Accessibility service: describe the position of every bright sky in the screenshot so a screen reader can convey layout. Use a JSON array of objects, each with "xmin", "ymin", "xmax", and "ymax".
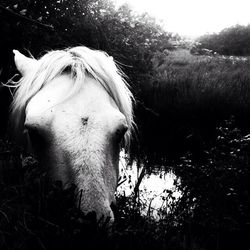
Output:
[{"xmin": 115, "ymin": 0, "xmax": 250, "ymax": 37}]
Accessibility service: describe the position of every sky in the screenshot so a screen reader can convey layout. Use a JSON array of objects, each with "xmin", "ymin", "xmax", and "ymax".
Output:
[{"xmin": 114, "ymin": 0, "xmax": 250, "ymax": 37}]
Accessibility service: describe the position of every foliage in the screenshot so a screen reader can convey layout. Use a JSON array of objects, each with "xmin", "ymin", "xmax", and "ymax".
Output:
[
  {"xmin": 0, "ymin": 0, "xmax": 176, "ymax": 160},
  {"xmin": 169, "ymin": 117, "xmax": 250, "ymax": 249},
  {"xmin": 134, "ymin": 49, "xmax": 250, "ymax": 164},
  {"xmin": 2, "ymin": 1, "xmax": 250, "ymax": 166},
  {"xmin": 0, "ymin": 118, "xmax": 250, "ymax": 249},
  {"xmin": 1, "ymin": 1, "xmax": 250, "ymax": 249},
  {"xmin": 0, "ymin": 0, "xmax": 175, "ymax": 81},
  {"xmin": 197, "ymin": 24, "xmax": 250, "ymax": 56},
  {"xmin": 0, "ymin": 139, "xmax": 181, "ymax": 250}
]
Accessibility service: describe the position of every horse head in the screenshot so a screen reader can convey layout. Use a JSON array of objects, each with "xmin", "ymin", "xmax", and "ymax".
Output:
[{"xmin": 11, "ymin": 47, "xmax": 134, "ymax": 224}]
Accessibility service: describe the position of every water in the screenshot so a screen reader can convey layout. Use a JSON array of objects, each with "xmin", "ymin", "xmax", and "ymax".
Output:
[{"xmin": 117, "ymin": 152, "xmax": 181, "ymax": 218}]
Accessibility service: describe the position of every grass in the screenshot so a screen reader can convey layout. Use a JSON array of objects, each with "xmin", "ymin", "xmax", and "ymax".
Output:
[
  {"xmin": 0, "ymin": 140, "xmax": 178, "ymax": 250},
  {"xmin": 1, "ymin": 49, "xmax": 250, "ymax": 250},
  {"xmin": 0, "ymin": 120, "xmax": 250, "ymax": 250},
  {"xmin": 151, "ymin": 49, "xmax": 250, "ymax": 110},
  {"xmin": 134, "ymin": 49, "xmax": 250, "ymax": 162}
]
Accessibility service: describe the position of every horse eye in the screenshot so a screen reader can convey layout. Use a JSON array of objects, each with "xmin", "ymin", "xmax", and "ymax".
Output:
[
  {"xmin": 81, "ymin": 117, "xmax": 88, "ymax": 126},
  {"xmin": 24, "ymin": 125, "xmax": 42, "ymax": 140},
  {"xmin": 24, "ymin": 124, "xmax": 48, "ymax": 151}
]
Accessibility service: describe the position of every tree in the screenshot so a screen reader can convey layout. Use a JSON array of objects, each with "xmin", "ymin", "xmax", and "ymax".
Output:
[{"xmin": 197, "ymin": 24, "xmax": 250, "ymax": 56}]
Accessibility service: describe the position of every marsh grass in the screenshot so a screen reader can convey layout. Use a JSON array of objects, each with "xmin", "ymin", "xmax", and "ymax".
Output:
[
  {"xmin": 136, "ymin": 49, "xmax": 250, "ymax": 162},
  {"xmin": 1, "ymin": 49, "xmax": 250, "ymax": 250},
  {"xmin": 0, "ymin": 140, "xmax": 176, "ymax": 250},
  {"xmin": 0, "ymin": 120, "xmax": 250, "ymax": 250},
  {"xmin": 151, "ymin": 50, "xmax": 250, "ymax": 111}
]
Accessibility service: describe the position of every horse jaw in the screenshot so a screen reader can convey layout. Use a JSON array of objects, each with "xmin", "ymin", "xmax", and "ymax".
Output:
[{"xmin": 13, "ymin": 50, "xmax": 38, "ymax": 75}]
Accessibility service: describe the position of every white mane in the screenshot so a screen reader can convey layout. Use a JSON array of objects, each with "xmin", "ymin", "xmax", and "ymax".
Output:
[{"xmin": 11, "ymin": 46, "xmax": 134, "ymax": 146}]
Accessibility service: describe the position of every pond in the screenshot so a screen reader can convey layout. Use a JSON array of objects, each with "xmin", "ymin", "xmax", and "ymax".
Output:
[{"xmin": 117, "ymin": 151, "xmax": 181, "ymax": 219}]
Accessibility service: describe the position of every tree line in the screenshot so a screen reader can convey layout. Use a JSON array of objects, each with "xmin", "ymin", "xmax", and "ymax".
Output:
[{"xmin": 197, "ymin": 24, "xmax": 250, "ymax": 56}]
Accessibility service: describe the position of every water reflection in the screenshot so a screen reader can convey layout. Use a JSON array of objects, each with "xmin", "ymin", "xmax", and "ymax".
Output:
[{"xmin": 117, "ymin": 152, "xmax": 181, "ymax": 219}]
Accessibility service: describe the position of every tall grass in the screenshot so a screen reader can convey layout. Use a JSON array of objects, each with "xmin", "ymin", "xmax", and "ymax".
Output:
[
  {"xmin": 134, "ymin": 49, "xmax": 250, "ymax": 162},
  {"xmin": 0, "ymin": 119, "xmax": 249, "ymax": 250},
  {"xmin": 1, "ymin": 49, "xmax": 250, "ymax": 250},
  {"xmin": 150, "ymin": 49, "xmax": 250, "ymax": 111}
]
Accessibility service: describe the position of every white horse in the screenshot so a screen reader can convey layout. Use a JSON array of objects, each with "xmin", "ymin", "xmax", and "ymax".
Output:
[{"xmin": 11, "ymin": 46, "xmax": 134, "ymax": 223}]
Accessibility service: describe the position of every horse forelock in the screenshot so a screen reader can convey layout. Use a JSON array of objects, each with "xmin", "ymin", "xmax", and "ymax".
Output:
[{"xmin": 11, "ymin": 46, "xmax": 134, "ymax": 147}]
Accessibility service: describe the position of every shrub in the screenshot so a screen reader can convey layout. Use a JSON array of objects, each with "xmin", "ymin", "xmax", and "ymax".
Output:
[{"xmin": 171, "ymin": 117, "xmax": 250, "ymax": 250}]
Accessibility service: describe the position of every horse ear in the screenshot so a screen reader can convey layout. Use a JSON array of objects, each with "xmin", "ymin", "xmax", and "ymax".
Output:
[{"xmin": 13, "ymin": 50, "xmax": 38, "ymax": 75}]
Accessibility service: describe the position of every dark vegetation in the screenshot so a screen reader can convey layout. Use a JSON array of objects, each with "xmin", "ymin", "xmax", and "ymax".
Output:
[
  {"xmin": 197, "ymin": 25, "xmax": 250, "ymax": 56},
  {"xmin": 0, "ymin": 0, "xmax": 250, "ymax": 249},
  {"xmin": 0, "ymin": 118, "xmax": 250, "ymax": 250}
]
